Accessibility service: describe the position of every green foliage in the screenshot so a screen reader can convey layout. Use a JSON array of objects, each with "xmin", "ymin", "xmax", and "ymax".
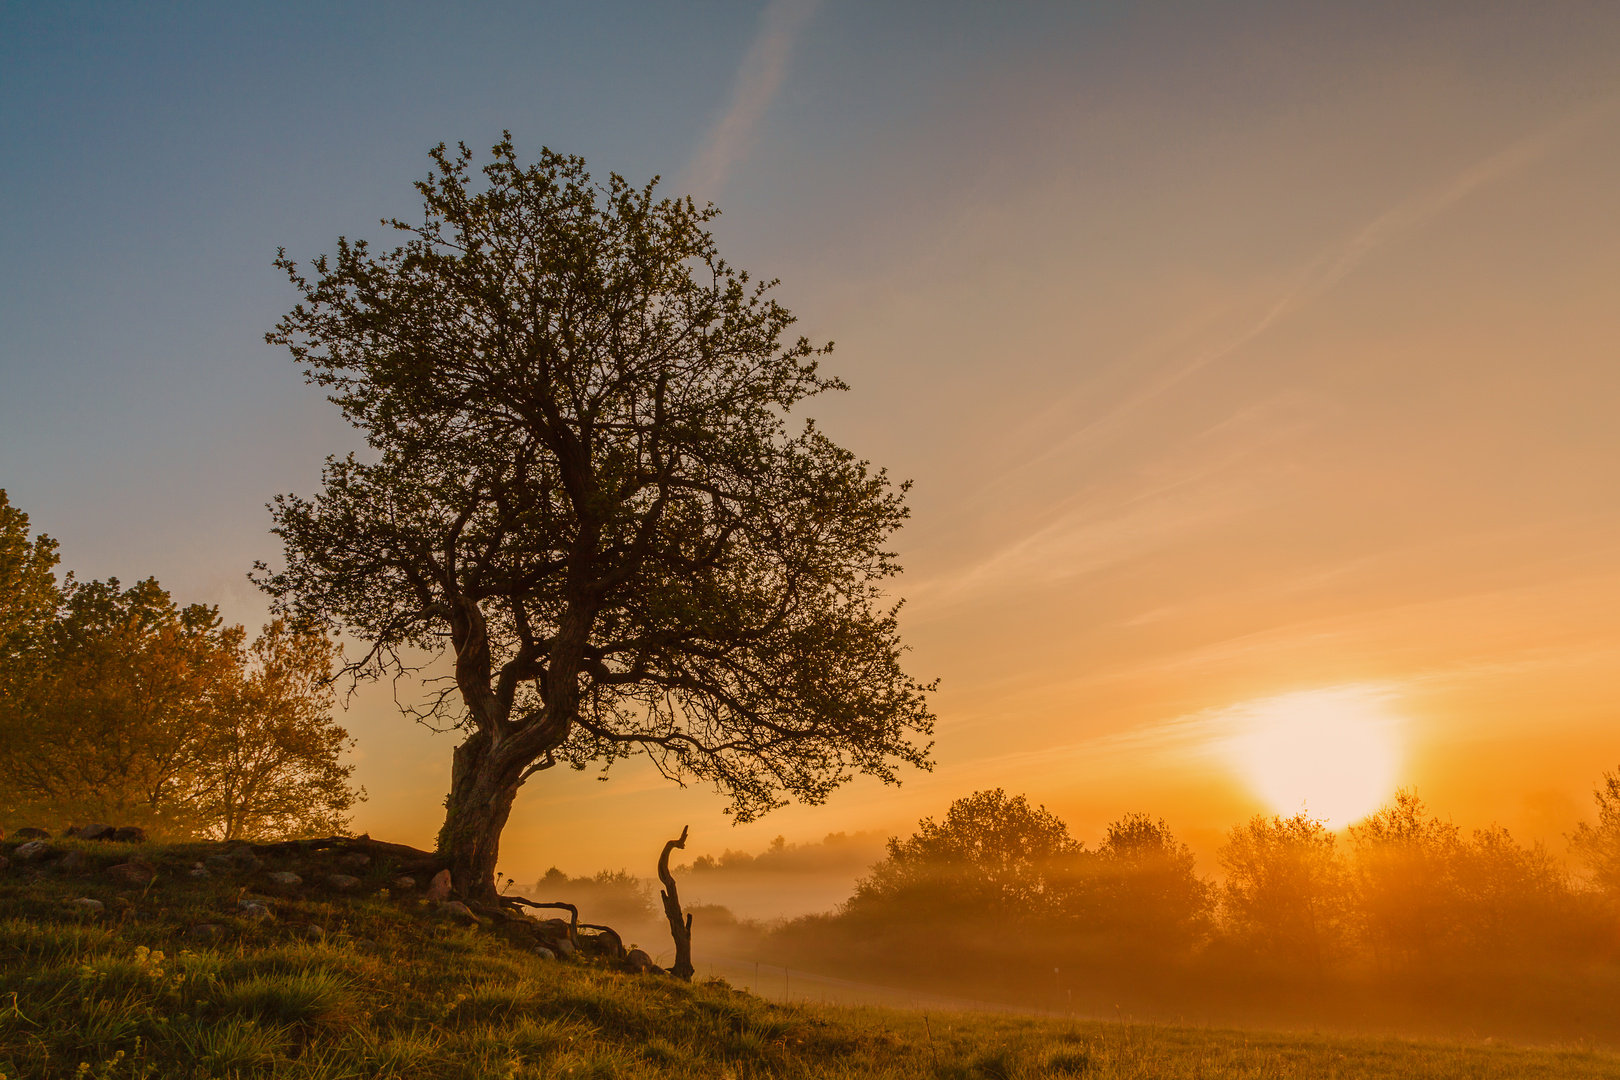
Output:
[{"xmin": 260, "ymin": 136, "xmax": 935, "ymax": 893}]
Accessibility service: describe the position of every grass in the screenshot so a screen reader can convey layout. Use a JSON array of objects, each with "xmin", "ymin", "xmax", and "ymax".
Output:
[{"xmin": 4, "ymin": 838, "xmax": 1619, "ymax": 1078}]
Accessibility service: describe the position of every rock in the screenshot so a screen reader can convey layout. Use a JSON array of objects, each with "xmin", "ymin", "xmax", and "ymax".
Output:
[
  {"xmin": 534, "ymin": 945, "xmax": 556, "ymax": 960},
  {"xmin": 437, "ymin": 900, "xmax": 481, "ymax": 925},
  {"xmin": 228, "ymin": 847, "xmax": 262, "ymax": 872},
  {"xmin": 325, "ymin": 874, "xmax": 361, "ymax": 890},
  {"xmin": 266, "ymin": 871, "xmax": 303, "ymax": 887},
  {"xmin": 106, "ymin": 862, "xmax": 155, "ymax": 887},
  {"xmin": 187, "ymin": 923, "xmax": 227, "ymax": 942},
  {"xmin": 68, "ymin": 897, "xmax": 105, "ymax": 914},
  {"xmin": 425, "ymin": 869, "xmax": 452, "ymax": 901},
  {"xmin": 392, "ymin": 875, "xmax": 417, "ymax": 890},
  {"xmin": 301, "ymin": 924, "xmax": 324, "ymax": 940},
  {"xmin": 59, "ymin": 850, "xmax": 90, "ymax": 872},
  {"xmin": 73, "ymin": 823, "xmax": 114, "ymax": 841},
  {"xmin": 553, "ymin": 937, "xmax": 577, "ymax": 958},
  {"xmin": 336, "ymin": 852, "xmax": 371, "ymax": 869},
  {"xmin": 14, "ymin": 839, "xmax": 54, "ymax": 862},
  {"xmin": 237, "ymin": 901, "xmax": 273, "ymax": 921},
  {"xmin": 624, "ymin": 948, "xmax": 659, "ymax": 973},
  {"xmin": 189, "ymin": 864, "xmax": 210, "ymax": 879},
  {"xmin": 14, "ymin": 827, "xmax": 50, "ymax": 839},
  {"xmin": 110, "ymin": 826, "xmax": 147, "ymax": 844},
  {"xmin": 204, "ymin": 854, "xmax": 236, "ymax": 872}
]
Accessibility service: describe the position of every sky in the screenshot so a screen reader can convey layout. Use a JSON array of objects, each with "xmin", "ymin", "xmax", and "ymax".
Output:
[{"xmin": 4, "ymin": 1, "xmax": 1620, "ymax": 911}]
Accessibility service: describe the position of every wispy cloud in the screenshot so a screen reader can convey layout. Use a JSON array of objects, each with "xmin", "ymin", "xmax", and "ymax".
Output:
[
  {"xmin": 1002, "ymin": 95, "xmax": 1620, "ymax": 484},
  {"xmin": 907, "ymin": 394, "xmax": 1313, "ymax": 612},
  {"xmin": 684, "ymin": 0, "xmax": 819, "ymax": 202}
]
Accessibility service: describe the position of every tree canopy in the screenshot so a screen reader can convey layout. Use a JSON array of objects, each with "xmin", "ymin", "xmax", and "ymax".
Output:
[
  {"xmin": 849, "ymin": 789, "xmax": 1080, "ymax": 919},
  {"xmin": 0, "ymin": 491, "xmax": 361, "ymax": 838},
  {"xmin": 259, "ymin": 137, "xmax": 935, "ymax": 897}
]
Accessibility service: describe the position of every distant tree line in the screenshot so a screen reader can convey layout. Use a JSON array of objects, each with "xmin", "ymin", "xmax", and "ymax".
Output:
[
  {"xmin": 764, "ymin": 782, "xmax": 1620, "ymax": 1012},
  {"xmin": 0, "ymin": 490, "xmax": 362, "ymax": 839}
]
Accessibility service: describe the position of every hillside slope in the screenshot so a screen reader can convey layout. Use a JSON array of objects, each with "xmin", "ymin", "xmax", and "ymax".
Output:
[{"xmin": 3, "ymin": 834, "xmax": 1617, "ymax": 1079}]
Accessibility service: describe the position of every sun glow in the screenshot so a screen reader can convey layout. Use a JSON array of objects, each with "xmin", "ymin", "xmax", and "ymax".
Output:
[{"xmin": 1220, "ymin": 687, "xmax": 1405, "ymax": 826}]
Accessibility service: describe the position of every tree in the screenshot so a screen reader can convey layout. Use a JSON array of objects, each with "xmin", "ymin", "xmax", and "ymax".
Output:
[
  {"xmin": 1218, "ymin": 811, "xmax": 1349, "ymax": 974},
  {"xmin": 848, "ymin": 789, "xmax": 1081, "ymax": 919},
  {"xmin": 1572, "ymin": 768, "xmax": 1620, "ymax": 906},
  {"xmin": 187, "ymin": 619, "xmax": 362, "ymax": 840},
  {"xmin": 1347, "ymin": 790, "xmax": 1463, "ymax": 966},
  {"xmin": 0, "ymin": 490, "xmax": 64, "ymax": 733},
  {"xmin": 1082, "ymin": 812, "xmax": 1212, "ymax": 951},
  {"xmin": 0, "ymin": 576, "xmax": 239, "ymax": 830},
  {"xmin": 0, "ymin": 517, "xmax": 361, "ymax": 837},
  {"xmin": 1452, "ymin": 824, "xmax": 1574, "ymax": 962},
  {"xmin": 259, "ymin": 137, "xmax": 935, "ymax": 899}
]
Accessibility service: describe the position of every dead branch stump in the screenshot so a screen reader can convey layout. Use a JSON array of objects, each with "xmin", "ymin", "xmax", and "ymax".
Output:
[{"xmin": 658, "ymin": 825, "xmax": 695, "ymax": 980}]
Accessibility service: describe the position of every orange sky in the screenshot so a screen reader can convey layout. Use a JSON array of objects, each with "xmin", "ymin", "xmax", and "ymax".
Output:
[{"xmin": 5, "ymin": 3, "xmax": 1619, "ymax": 901}]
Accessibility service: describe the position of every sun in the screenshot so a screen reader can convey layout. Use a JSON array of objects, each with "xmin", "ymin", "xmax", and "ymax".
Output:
[{"xmin": 1220, "ymin": 687, "xmax": 1404, "ymax": 825}]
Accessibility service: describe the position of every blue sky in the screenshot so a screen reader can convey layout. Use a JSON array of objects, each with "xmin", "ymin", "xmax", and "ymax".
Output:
[{"xmin": 5, "ymin": 2, "xmax": 1620, "ymax": 894}]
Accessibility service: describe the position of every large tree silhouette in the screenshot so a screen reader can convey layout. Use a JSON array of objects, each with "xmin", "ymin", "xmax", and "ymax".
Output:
[{"xmin": 259, "ymin": 137, "xmax": 935, "ymax": 899}]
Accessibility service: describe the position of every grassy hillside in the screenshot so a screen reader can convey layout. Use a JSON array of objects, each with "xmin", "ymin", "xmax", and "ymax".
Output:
[{"xmin": 3, "ymin": 836, "xmax": 1618, "ymax": 1079}]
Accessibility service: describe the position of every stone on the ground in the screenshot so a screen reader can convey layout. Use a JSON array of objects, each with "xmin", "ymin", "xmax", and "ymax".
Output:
[
  {"xmin": 238, "ymin": 901, "xmax": 273, "ymax": 921},
  {"xmin": 553, "ymin": 938, "xmax": 577, "ymax": 957},
  {"xmin": 393, "ymin": 875, "xmax": 416, "ymax": 890},
  {"xmin": 624, "ymin": 948, "xmax": 658, "ymax": 973},
  {"xmin": 14, "ymin": 839, "xmax": 53, "ymax": 862},
  {"xmin": 326, "ymin": 873, "xmax": 361, "ymax": 890},
  {"xmin": 14, "ymin": 827, "xmax": 50, "ymax": 839},
  {"xmin": 204, "ymin": 853, "xmax": 235, "ymax": 872},
  {"xmin": 58, "ymin": 850, "xmax": 90, "ymax": 872},
  {"xmin": 336, "ymin": 852, "xmax": 371, "ymax": 869},
  {"xmin": 188, "ymin": 866, "xmax": 210, "ymax": 879},
  {"xmin": 110, "ymin": 826, "xmax": 147, "ymax": 843},
  {"xmin": 438, "ymin": 900, "xmax": 480, "ymax": 924},
  {"xmin": 426, "ymin": 869, "xmax": 452, "ymax": 901},
  {"xmin": 73, "ymin": 823, "xmax": 113, "ymax": 841},
  {"xmin": 534, "ymin": 945, "xmax": 556, "ymax": 960},
  {"xmin": 266, "ymin": 871, "xmax": 303, "ymax": 887},
  {"xmin": 106, "ymin": 862, "xmax": 155, "ymax": 887},
  {"xmin": 302, "ymin": 924, "xmax": 324, "ymax": 940},
  {"xmin": 188, "ymin": 923, "xmax": 227, "ymax": 942},
  {"xmin": 228, "ymin": 847, "xmax": 262, "ymax": 872},
  {"xmin": 68, "ymin": 897, "xmax": 105, "ymax": 914}
]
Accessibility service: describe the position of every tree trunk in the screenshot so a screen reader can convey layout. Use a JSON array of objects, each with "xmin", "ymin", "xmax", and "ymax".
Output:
[
  {"xmin": 437, "ymin": 594, "xmax": 594, "ymax": 901},
  {"xmin": 437, "ymin": 730, "xmax": 524, "ymax": 902},
  {"xmin": 658, "ymin": 824, "xmax": 695, "ymax": 980}
]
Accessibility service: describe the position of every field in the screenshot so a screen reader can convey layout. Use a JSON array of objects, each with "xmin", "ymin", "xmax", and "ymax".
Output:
[{"xmin": 3, "ymin": 837, "xmax": 1617, "ymax": 1079}]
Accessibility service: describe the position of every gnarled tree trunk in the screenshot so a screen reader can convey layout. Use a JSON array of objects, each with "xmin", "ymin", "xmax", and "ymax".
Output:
[
  {"xmin": 437, "ymin": 731, "xmax": 528, "ymax": 901},
  {"xmin": 658, "ymin": 825, "xmax": 695, "ymax": 980}
]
